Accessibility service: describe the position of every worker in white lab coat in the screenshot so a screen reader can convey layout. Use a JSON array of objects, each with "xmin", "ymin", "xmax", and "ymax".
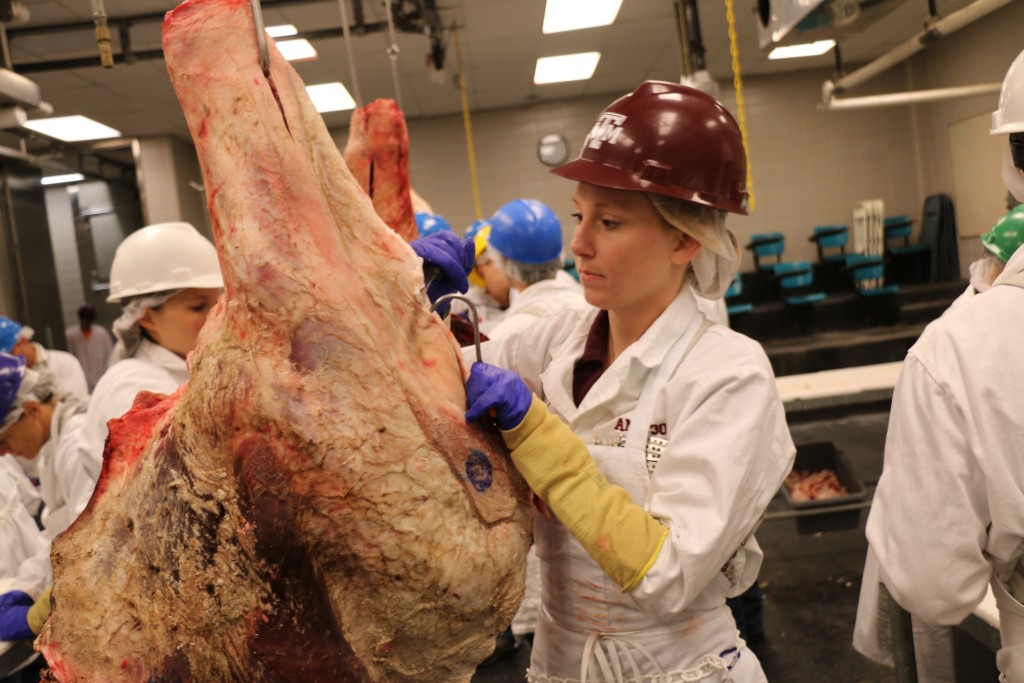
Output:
[
  {"xmin": 946, "ymin": 204, "xmax": 1024, "ymax": 312},
  {"xmin": 0, "ymin": 354, "xmax": 60, "ymax": 645},
  {"xmin": 482, "ymin": 198, "xmax": 587, "ymax": 342},
  {"xmin": 421, "ymin": 82, "xmax": 795, "ymax": 682},
  {"xmin": 866, "ymin": 47, "xmax": 1024, "ymax": 682},
  {"xmin": 0, "ymin": 318, "xmax": 88, "ymax": 402},
  {"xmin": 65, "ymin": 304, "xmax": 114, "ymax": 391},
  {"xmin": 73, "ymin": 222, "xmax": 223, "ymax": 518}
]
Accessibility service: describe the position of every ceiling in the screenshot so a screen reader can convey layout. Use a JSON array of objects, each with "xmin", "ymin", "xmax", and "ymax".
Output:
[{"xmin": 1, "ymin": 0, "xmax": 981, "ymax": 153}]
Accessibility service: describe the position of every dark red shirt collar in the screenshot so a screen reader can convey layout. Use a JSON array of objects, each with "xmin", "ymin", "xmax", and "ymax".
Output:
[{"xmin": 572, "ymin": 310, "xmax": 610, "ymax": 406}]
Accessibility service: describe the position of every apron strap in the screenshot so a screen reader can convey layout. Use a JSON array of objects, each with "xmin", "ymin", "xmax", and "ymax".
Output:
[{"xmin": 624, "ymin": 313, "xmax": 711, "ymax": 452}]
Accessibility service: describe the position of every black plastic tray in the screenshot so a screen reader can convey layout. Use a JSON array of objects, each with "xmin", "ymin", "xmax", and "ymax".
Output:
[{"xmin": 782, "ymin": 441, "xmax": 865, "ymax": 534}]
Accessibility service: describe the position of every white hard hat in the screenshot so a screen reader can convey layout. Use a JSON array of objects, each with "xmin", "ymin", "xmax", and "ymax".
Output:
[
  {"xmin": 991, "ymin": 49, "xmax": 1024, "ymax": 135},
  {"xmin": 107, "ymin": 222, "xmax": 224, "ymax": 303}
]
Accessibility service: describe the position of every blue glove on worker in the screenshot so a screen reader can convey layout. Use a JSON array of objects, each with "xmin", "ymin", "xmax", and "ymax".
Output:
[
  {"xmin": 0, "ymin": 590, "xmax": 35, "ymax": 642},
  {"xmin": 465, "ymin": 362, "xmax": 533, "ymax": 430},
  {"xmin": 410, "ymin": 232, "xmax": 475, "ymax": 318}
]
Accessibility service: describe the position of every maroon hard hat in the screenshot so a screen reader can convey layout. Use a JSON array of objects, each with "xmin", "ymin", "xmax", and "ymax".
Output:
[{"xmin": 552, "ymin": 81, "xmax": 749, "ymax": 215}]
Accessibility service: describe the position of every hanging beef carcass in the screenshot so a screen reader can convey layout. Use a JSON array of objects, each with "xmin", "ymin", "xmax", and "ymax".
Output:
[
  {"xmin": 344, "ymin": 99, "xmax": 419, "ymax": 241},
  {"xmin": 36, "ymin": 0, "xmax": 531, "ymax": 680}
]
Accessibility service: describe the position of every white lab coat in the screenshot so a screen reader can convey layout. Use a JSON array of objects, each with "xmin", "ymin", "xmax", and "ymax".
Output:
[
  {"xmin": 0, "ymin": 456, "xmax": 40, "ymax": 518},
  {"xmin": 72, "ymin": 339, "xmax": 188, "ymax": 518},
  {"xmin": 65, "ymin": 324, "xmax": 113, "ymax": 391},
  {"xmin": 34, "ymin": 346, "xmax": 89, "ymax": 402},
  {"xmin": 0, "ymin": 462, "xmax": 50, "ymax": 596},
  {"xmin": 454, "ymin": 286, "xmax": 506, "ymax": 336},
  {"xmin": 694, "ymin": 292, "xmax": 730, "ymax": 327},
  {"xmin": 867, "ymin": 245, "xmax": 1024, "ymax": 678},
  {"xmin": 472, "ymin": 286, "xmax": 794, "ymax": 681},
  {"xmin": 486, "ymin": 271, "xmax": 587, "ymax": 342},
  {"xmin": 36, "ymin": 396, "xmax": 89, "ymax": 539}
]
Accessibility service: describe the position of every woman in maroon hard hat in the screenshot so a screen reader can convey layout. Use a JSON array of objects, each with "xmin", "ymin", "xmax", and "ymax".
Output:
[{"xmin": 461, "ymin": 82, "xmax": 796, "ymax": 681}]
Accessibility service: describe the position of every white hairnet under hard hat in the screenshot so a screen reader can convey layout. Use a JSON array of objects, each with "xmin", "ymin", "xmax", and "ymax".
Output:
[
  {"xmin": 647, "ymin": 193, "xmax": 740, "ymax": 298},
  {"xmin": 109, "ymin": 290, "xmax": 182, "ymax": 363},
  {"xmin": 0, "ymin": 365, "xmax": 57, "ymax": 432}
]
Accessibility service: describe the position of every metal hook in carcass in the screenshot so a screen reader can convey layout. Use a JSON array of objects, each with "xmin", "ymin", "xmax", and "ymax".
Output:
[
  {"xmin": 430, "ymin": 293, "xmax": 483, "ymax": 364},
  {"xmin": 249, "ymin": 0, "xmax": 270, "ymax": 76}
]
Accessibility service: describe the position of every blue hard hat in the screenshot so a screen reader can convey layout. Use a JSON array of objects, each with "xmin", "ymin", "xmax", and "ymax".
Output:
[
  {"xmin": 415, "ymin": 212, "xmax": 454, "ymax": 238},
  {"xmin": 0, "ymin": 317, "xmax": 21, "ymax": 354},
  {"xmin": 488, "ymin": 199, "xmax": 562, "ymax": 265},
  {"xmin": 465, "ymin": 218, "xmax": 491, "ymax": 242},
  {"xmin": 0, "ymin": 353, "xmax": 25, "ymax": 425}
]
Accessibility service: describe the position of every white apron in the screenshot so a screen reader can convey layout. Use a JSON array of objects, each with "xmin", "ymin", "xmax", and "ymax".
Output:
[
  {"xmin": 528, "ymin": 313, "xmax": 765, "ymax": 683},
  {"xmin": 992, "ymin": 270, "xmax": 1024, "ymax": 682}
]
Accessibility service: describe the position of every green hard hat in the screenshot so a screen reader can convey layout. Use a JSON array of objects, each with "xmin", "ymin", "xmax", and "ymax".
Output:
[{"xmin": 981, "ymin": 205, "xmax": 1024, "ymax": 263}]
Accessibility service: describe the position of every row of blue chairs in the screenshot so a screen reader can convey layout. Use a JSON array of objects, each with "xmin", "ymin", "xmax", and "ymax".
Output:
[
  {"xmin": 725, "ymin": 253, "xmax": 897, "ymax": 318},
  {"xmin": 745, "ymin": 216, "xmax": 924, "ymax": 273}
]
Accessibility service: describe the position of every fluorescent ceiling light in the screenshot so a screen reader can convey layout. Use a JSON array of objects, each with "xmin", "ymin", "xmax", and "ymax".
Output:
[
  {"xmin": 266, "ymin": 24, "xmax": 297, "ymax": 38},
  {"xmin": 543, "ymin": 0, "xmax": 623, "ymax": 33},
  {"xmin": 306, "ymin": 83, "xmax": 356, "ymax": 113},
  {"xmin": 534, "ymin": 52, "xmax": 601, "ymax": 85},
  {"xmin": 41, "ymin": 173, "xmax": 85, "ymax": 186},
  {"xmin": 277, "ymin": 39, "xmax": 317, "ymax": 61},
  {"xmin": 23, "ymin": 115, "xmax": 120, "ymax": 142},
  {"xmin": 768, "ymin": 40, "xmax": 836, "ymax": 60}
]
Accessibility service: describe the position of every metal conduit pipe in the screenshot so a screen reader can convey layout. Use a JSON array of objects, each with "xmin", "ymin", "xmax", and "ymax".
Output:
[
  {"xmin": 336, "ymin": 0, "xmax": 363, "ymax": 106},
  {"xmin": 820, "ymin": 0, "xmax": 1014, "ymax": 110},
  {"xmin": 821, "ymin": 82, "xmax": 1002, "ymax": 111}
]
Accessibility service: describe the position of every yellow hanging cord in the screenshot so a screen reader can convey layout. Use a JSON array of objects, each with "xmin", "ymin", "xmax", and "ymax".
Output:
[
  {"xmin": 452, "ymin": 26, "xmax": 483, "ymax": 220},
  {"xmin": 724, "ymin": 0, "xmax": 755, "ymax": 212}
]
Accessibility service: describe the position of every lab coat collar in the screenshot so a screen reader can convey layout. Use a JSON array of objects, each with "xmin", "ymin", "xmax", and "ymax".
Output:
[
  {"xmin": 540, "ymin": 285, "xmax": 702, "ymax": 421},
  {"xmin": 134, "ymin": 338, "xmax": 189, "ymax": 375},
  {"xmin": 995, "ymin": 242, "xmax": 1024, "ymax": 285},
  {"xmin": 614, "ymin": 285, "xmax": 702, "ymax": 370}
]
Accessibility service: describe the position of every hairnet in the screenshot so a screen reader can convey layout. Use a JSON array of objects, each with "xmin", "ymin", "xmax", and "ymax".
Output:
[
  {"xmin": 0, "ymin": 365, "xmax": 57, "ymax": 432},
  {"xmin": 647, "ymin": 193, "xmax": 740, "ymax": 298},
  {"xmin": 490, "ymin": 250, "xmax": 563, "ymax": 286},
  {"xmin": 17, "ymin": 326, "xmax": 34, "ymax": 342},
  {"xmin": 109, "ymin": 290, "xmax": 181, "ymax": 364},
  {"xmin": 1004, "ymin": 148, "xmax": 1024, "ymax": 203}
]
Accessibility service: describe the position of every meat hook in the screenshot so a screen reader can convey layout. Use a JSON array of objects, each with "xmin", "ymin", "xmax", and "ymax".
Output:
[
  {"xmin": 249, "ymin": 0, "xmax": 270, "ymax": 76},
  {"xmin": 430, "ymin": 294, "xmax": 483, "ymax": 364}
]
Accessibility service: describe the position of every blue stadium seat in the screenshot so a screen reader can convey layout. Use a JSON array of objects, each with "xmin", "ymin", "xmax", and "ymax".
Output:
[
  {"xmin": 774, "ymin": 261, "xmax": 826, "ymax": 306},
  {"xmin": 745, "ymin": 232, "xmax": 785, "ymax": 272}
]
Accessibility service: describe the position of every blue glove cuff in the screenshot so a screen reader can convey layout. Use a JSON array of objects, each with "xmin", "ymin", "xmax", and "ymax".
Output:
[{"xmin": 0, "ymin": 605, "xmax": 32, "ymax": 642}]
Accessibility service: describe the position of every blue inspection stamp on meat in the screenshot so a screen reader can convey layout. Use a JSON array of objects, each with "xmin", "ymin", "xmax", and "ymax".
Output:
[{"xmin": 465, "ymin": 450, "xmax": 493, "ymax": 492}]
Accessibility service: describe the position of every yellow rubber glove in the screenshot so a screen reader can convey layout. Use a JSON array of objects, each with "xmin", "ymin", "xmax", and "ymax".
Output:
[
  {"xmin": 27, "ymin": 587, "xmax": 50, "ymax": 635},
  {"xmin": 501, "ymin": 399, "xmax": 669, "ymax": 592}
]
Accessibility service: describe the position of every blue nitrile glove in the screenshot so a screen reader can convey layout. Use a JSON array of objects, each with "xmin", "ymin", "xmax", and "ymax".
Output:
[
  {"xmin": 465, "ymin": 362, "xmax": 533, "ymax": 430},
  {"xmin": 410, "ymin": 232, "xmax": 475, "ymax": 317},
  {"xmin": 0, "ymin": 590, "xmax": 34, "ymax": 642}
]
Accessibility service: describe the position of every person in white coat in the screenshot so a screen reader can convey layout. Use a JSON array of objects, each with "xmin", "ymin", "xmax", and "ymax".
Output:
[
  {"xmin": 0, "ymin": 319, "xmax": 89, "ymax": 402},
  {"xmin": 436, "ymin": 82, "xmax": 795, "ymax": 682},
  {"xmin": 482, "ymin": 198, "xmax": 587, "ymax": 342},
  {"xmin": 0, "ymin": 354, "xmax": 61, "ymax": 647},
  {"xmin": 866, "ymin": 46, "xmax": 1024, "ymax": 682},
  {"xmin": 65, "ymin": 304, "xmax": 113, "ymax": 391},
  {"xmin": 73, "ymin": 222, "xmax": 223, "ymax": 518}
]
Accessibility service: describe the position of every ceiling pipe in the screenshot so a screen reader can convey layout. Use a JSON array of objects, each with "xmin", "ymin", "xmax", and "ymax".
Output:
[
  {"xmin": 821, "ymin": 0, "xmax": 1014, "ymax": 110},
  {"xmin": 820, "ymin": 82, "xmax": 1001, "ymax": 110}
]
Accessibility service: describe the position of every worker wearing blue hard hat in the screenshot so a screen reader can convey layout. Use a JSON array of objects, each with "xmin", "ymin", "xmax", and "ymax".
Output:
[
  {"xmin": 479, "ymin": 199, "xmax": 586, "ymax": 341},
  {"xmin": 415, "ymin": 212, "xmax": 454, "ymax": 239}
]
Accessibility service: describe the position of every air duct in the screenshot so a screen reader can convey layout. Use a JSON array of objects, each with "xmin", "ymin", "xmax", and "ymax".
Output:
[{"xmin": 756, "ymin": 0, "xmax": 910, "ymax": 50}]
